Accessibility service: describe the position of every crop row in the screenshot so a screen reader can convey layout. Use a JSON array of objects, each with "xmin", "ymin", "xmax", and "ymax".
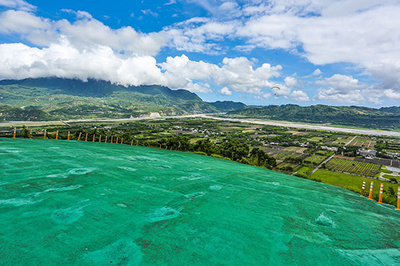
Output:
[{"xmin": 326, "ymin": 158, "xmax": 381, "ymax": 177}]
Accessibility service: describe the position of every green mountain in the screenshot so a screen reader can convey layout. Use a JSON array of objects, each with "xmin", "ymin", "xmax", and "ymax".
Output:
[
  {"xmin": 208, "ymin": 101, "xmax": 247, "ymax": 112},
  {"xmin": 227, "ymin": 104, "xmax": 400, "ymax": 129},
  {"xmin": 379, "ymin": 106, "xmax": 400, "ymax": 114},
  {"xmin": 0, "ymin": 78, "xmax": 244, "ymax": 121}
]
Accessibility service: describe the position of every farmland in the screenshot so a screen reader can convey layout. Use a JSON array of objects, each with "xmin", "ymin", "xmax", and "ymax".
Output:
[
  {"xmin": 349, "ymin": 137, "xmax": 376, "ymax": 148},
  {"xmin": 325, "ymin": 157, "xmax": 381, "ymax": 177},
  {"xmin": 354, "ymin": 157, "xmax": 400, "ymax": 167}
]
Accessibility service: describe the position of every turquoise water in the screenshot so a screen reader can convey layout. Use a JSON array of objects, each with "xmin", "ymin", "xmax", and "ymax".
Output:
[{"xmin": 0, "ymin": 138, "xmax": 400, "ymax": 265}]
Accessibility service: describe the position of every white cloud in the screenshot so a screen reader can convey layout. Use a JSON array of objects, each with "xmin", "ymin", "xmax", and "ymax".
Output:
[
  {"xmin": 183, "ymin": 82, "xmax": 213, "ymax": 93},
  {"xmin": 2, "ymin": 1, "xmax": 399, "ymax": 103},
  {"xmin": 165, "ymin": 0, "xmax": 177, "ymax": 6},
  {"xmin": 284, "ymin": 76, "xmax": 298, "ymax": 87},
  {"xmin": 0, "ymin": 10, "xmax": 167, "ymax": 56},
  {"xmin": 0, "ymin": 0, "xmax": 35, "ymax": 11},
  {"xmin": 0, "ymin": 10, "xmax": 56, "ymax": 46},
  {"xmin": 0, "ymin": 42, "xmax": 165, "ymax": 85},
  {"xmin": 315, "ymin": 74, "xmax": 367, "ymax": 91},
  {"xmin": 315, "ymin": 74, "xmax": 367, "ymax": 103},
  {"xmin": 312, "ymin": 69, "xmax": 322, "ymax": 76},
  {"xmin": 315, "ymin": 88, "xmax": 365, "ymax": 104},
  {"xmin": 141, "ymin": 9, "xmax": 158, "ymax": 17},
  {"xmin": 160, "ymin": 55, "xmax": 282, "ymax": 94},
  {"xmin": 165, "ymin": 1, "xmax": 400, "ymax": 98},
  {"xmin": 382, "ymin": 89, "xmax": 400, "ymax": 99},
  {"xmin": 220, "ymin": 87, "xmax": 232, "ymax": 96},
  {"xmin": 290, "ymin": 90, "xmax": 309, "ymax": 101},
  {"xmin": 166, "ymin": 19, "xmax": 238, "ymax": 54},
  {"xmin": 253, "ymin": 93, "xmax": 272, "ymax": 100},
  {"xmin": 0, "ymin": 41, "xmax": 282, "ymax": 96}
]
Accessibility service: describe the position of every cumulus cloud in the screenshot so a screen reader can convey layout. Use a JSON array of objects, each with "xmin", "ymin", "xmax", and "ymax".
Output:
[
  {"xmin": 2, "ymin": 0, "xmax": 399, "ymax": 104},
  {"xmin": 166, "ymin": 1, "xmax": 400, "ymax": 99},
  {"xmin": 315, "ymin": 74, "xmax": 367, "ymax": 103},
  {"xmin": 220, "ymin": 87, "xmax": 232, "ymax": 96},
  {"xmin": 0, "ymin": 41, "xmax": 165, "ymax": 85},
  {"xmin": 160, "ymin": 55, "xmax": 282, "ymax": 94},
  {"xmin": 284, "ymin": 76, "xmax": 298, "ymax": 88},
  {"xmin": 166, "ymin": 18, "xmax": 239, "ymax": 54},
  {"xmin": 315, "ymin": 74, "xmax": 367, "ymax": 91},
  {"xmin": 0, "ymin": 10, "xmax": 167, "ymax": 56},
  {"xmin": 253, "ymin": 93, "xmax": 271, "ymax": 100},
  {"xmin": 0, "ymin": 41, "xmax": 283, "ymax": 95},
  {"xmin": 290, "ymin": 90, "xmax": 309, "ymax": 101},
  {"xmin": 312, "ymin": 69, "xmax": 322, "ymax": 76},
  {"xmin": 0, "ymin": 10, "xmax": 56, "ymax": 46},
  {"xmin": 0, "ymin": 9, "xmax": 285, "ymax": 96},
  {"xmin": 0, "ymin": 0, "xmax": 35, "ymax": 11}
]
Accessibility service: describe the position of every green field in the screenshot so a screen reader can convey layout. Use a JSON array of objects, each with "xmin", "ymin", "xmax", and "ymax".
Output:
[
  {"xmin": 296, "ymin": 166, "xmax": 313, "ymax": 176},
  {"xmin": 307, "ymin": 137, "xmax": 323, "ymax": 142},
  {"xmin": 273, "ymin": 150, "xmax": 301, "ymax": 160},
  {"xmin": 326, "ymin": 158, "xmax": 381, "ymax": 177},
  {"xmin": 304, "ymin": 154, "xmax": 327, "ymax": 165},
  {"xmin": 311, "ymin": 170, "xmax": 398, "ymax": 205}
]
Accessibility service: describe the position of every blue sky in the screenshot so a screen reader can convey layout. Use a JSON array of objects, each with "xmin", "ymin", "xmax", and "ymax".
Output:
[{"xmin": 0, "ymin": 0, "xmax": 399, "ymax": 107}]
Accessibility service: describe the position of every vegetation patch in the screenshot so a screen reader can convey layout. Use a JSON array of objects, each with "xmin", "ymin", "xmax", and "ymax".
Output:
[
  {"xmin": 325, "ymin": 158, "xmax": 381, "ymax": 177},
  {"xmin": 311, "ymin": 170, "xmax": 398, "ymax": 205}
]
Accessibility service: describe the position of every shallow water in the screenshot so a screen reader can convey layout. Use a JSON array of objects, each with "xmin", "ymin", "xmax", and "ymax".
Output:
[{"xmin": 1, "ymin": 138, "xmax": 400, "ymax": 265}]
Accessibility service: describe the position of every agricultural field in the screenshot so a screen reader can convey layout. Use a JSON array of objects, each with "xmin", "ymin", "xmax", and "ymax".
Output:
[
  {"xmin": 304, "ymin": 154, "xmax": 327, "ymax": 165},
  {"xmin": 261, "ymin": 146, "xmax": 285, "ymax": 156},
  {"xmin": 273, "ymin": 150, "xmax": 302, "ymax": 161},
  {"xmin": 349, "ymin": 137, "xmax": 376, "ymax": 148},
  {"xmin": 332, "ymin": 136, "xmax": 354, "ymax": 145},
  {"xmin": 276, "ymin": 162, "xmax": 302, "ymax": 172},
  {"xmin": 284, "ymin": 146, "xmax": 307, "ymax": 153},
  {"xmin": 325, "ymin": 158, "xmax": 381, "ymax": 177},
  {"xmin": 307, "ymin": 136, "xmax": 323, "ymax": 142},
  {"xmin": 285, "ymin": 130, "xmax": 308, "ymax": 136},
  {"xmin": 386, "ymin": 142, "xmax": 400, "ymax": 153},
  {"xmin": 296, "ymin": 166, "xmax": 313, "ymax": 176},
  {"xmin": 354, "ymin": 157, "xmax": 400, "ymax": 167},
  {"xmin": 271, "ymin": 146, "xmax": 308, "ymax": 162}
]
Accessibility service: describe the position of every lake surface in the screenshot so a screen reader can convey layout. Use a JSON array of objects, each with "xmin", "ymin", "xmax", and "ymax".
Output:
[{"xmin": 1, "ymin": 138, "xmax": 400, "ymax": 265}]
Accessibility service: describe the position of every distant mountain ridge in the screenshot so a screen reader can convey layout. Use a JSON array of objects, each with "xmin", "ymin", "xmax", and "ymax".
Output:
[
  {"xmin": 0, "ymin": 78, "xmax": 246, "ymax": 121},
  {"xmin": 227, "ymin": 104, "xmax": 400, "ymax": 129},
  {"xmin": 0, "ymin": 78, "xmax": 202, "ymax": 101},
  {"xmin": 208, "ymin": 101, "xmax": 247, "ymax": 112}
]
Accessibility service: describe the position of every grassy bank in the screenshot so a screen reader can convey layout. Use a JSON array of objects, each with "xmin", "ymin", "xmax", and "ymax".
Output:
[{"xmin": 309, "ymin": 169, "xmax": 399, "ymax": 206}]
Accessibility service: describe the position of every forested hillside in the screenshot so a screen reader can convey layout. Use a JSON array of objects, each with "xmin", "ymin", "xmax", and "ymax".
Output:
[
  {"xmin": 227, "ymin": 104, "xmax": 400, "ymax": 129},
  {"xmin": 0, "ymin": 78, "xmax": 245, "ymax": 121}
]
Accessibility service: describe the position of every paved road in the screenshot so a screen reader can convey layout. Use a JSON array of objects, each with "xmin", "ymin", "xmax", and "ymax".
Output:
[
  {"xmin": 1, "ymin": 114, "xmax": 400, "ymax": 138},
  {"xmin": 309, "ymin": 154, "xmax": 336, "ymax": 176},
  {"xmin": 344, "ymin": 136, "xmax": 358, "ymax": 147}
]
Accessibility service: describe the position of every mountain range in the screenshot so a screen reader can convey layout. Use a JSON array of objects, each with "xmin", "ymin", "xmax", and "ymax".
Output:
[
  {"xmin": 1, "ymin": 78, "xmax": 400, "ymax": 130},
  {"xmin": 0, "ymin": 78, "xmax": 246, "ymax": 121},
  {"xmin": 227, "ymin": 104, "xmax": 400, "ymax": 129}
]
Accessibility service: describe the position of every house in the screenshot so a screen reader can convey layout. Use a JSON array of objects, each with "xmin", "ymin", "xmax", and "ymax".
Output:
[{"xmin": 358, "ymin": 149, "xmax": 377, "ymax": 158}]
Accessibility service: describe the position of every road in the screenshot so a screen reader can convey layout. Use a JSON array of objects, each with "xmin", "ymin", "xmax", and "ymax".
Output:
[
  {"xmin": 1, "ymin": 114, "xmax": 400, "ymax": 138},
  {"xmin": 344, "ymin": 135, "xmax": 357, "ymax": 147},
  {"xmin": 309, "ymin": 154, "xmax": 336, "ymax": 176}
]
